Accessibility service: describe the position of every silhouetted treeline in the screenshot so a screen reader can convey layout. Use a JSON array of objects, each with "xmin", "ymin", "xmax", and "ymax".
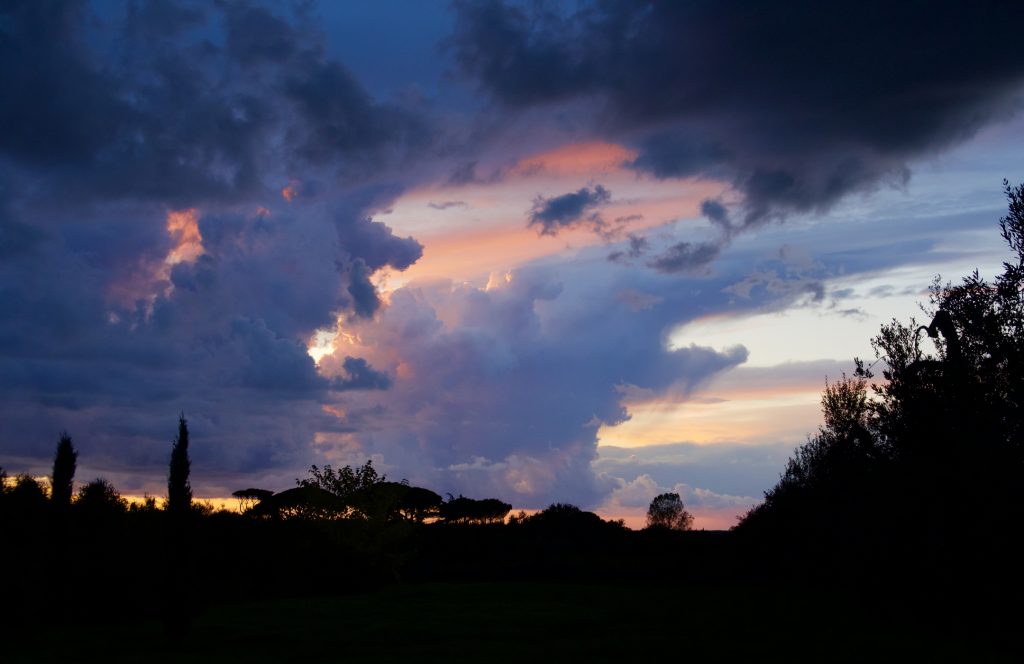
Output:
[
  {"xmin": 1, "ymin": 442, "xmax": 723, "ymax": 646},
  {"xmin": 736, "ymin": 181, "xmax": 1024, "ymax": 612}
]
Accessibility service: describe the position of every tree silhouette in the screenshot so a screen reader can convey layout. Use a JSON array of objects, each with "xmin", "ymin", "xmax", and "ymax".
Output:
[
  {"xmin": 167, "ymin": 413, "xmax": 192, "ymax": 516},
  {"xmin": 298, "ymin": 460, "xmax": 384, "ymax": 518},
  {"xmin": 75, "ymin": 478, "xmax": 127, "ymax": 518},
  {"xmin": 646, "ymin": 493, "xmax": 693, "ymax": 530},
  {"xmin": 50, "ymin": 432, "xmax": 77, "ymax": 509},
  {"xmin": 232, "ymin": 488, "xmax": 273, "ymax": 513},
  {"xmin": 399, "ymin": 486, "xmax": 443, "ymax": 522},
  {"xmin": 6, "ymin": 474, "xmax": 49, "ymax": 523},
  {"xmin": 439, "ymin": 495, "xmax": 512, "ymax": 524},
  {"xmin": 164, "ymin": 414, "xmax": 194, "ymax": 645}
]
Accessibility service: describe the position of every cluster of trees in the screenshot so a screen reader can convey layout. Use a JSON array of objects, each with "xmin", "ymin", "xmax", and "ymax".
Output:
[
  {"xmin": 233, "ymin": 462, "xmax": 514, "ymax": 525},
  {"xmin": 236, "ymin": 466, "xmax": 695, "ymax": 531},
  {"xmin": 6, "ymin": 419, "xmax": 694, "ymax": 533},
  {"xmin": 0, "ymin": 414, "xmax": 194, "ymax": 520},
  {"xmin": 738, "ymin": 181, "xmax": 1024, "ymax": 588}
]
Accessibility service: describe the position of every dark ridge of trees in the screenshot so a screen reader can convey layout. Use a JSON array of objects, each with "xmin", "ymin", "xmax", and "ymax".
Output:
[
  {"xmin": 167, "ymin": 413, "xmax": 192, "ymax": 517},
  {"xmin": 50, "ymin": 432, "xmax": 77, "ymax": 509}
]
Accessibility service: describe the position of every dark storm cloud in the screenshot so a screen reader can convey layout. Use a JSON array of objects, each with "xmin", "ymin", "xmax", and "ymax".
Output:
[
  {"xmin": 700, "ymin": 199, "xmax": 731, "ymax": 232},
  {"xmin": 451, "ymin": 0, "xmax": 1024, "ymax": 226},
  {"xmin": 335, "ymin": 217, "xmax": 423, "ymax": 272},
  {"xmin": 0, "ymin": 2, "xmax": 433, "ymax": 488},
  {"xmin": 224, "ymin": 2, "xmax": 300, "ymax": 66},
  {"xmin": 346, "ymin": 258, "xmax": 381, "ymax": 318},
  {"xmin": 331, "ymin": 357, "xmax": 392, "ymax": 391},
  {"xmin": 0, "ymin": 0, "xmax": 435, "ymax": 206},
  {"xmin": 528, "ymin": 184, "xmax": 611, "ymax": 236}
]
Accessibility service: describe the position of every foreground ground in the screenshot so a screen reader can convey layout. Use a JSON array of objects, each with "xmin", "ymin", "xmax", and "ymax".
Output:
[{"xmin": 7, "ymin": 582, "xmax": 1017, "ymax": 662}]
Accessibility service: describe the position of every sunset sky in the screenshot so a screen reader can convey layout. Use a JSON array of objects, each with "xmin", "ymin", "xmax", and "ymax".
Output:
[{"xmin": 2, "ymin": 0, "xmax": 1023, "ymax": 528}]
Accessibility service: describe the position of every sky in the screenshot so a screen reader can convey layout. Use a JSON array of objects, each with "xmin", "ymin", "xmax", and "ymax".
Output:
[{"xmin": 2, "ymin": 0, "xmax": 1023, "ymax": 529}]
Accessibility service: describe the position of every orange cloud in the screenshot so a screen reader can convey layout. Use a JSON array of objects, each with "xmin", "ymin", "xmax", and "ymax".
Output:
[
  {"xmin": 106, "ymin": 208, "xmax": 206, "ymax": 317},
  {"xmin": 165, "ymin": 208, "xmax": 204, "ymax": 265},
  {"xmin": 511, "ymin": 141, "xmax": 637, "ymax": 177}
]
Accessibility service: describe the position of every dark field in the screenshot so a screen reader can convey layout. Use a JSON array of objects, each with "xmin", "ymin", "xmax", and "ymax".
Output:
[{"xmin": 8, "ymin": 582, "xmax": 1015, "ymax": 662}]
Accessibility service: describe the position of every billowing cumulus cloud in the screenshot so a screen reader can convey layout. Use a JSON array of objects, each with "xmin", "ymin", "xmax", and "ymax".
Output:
[
  {"xmin": 451, "ymin": 0, "xmax": 1024, "ymax": 227},
  {"xmin": 313, "ymin": 252, "xmax": 791, "ymax": 507},
  {"xmin": 0, "ymin": 1, "xmax": 429, "ymax": 488}
]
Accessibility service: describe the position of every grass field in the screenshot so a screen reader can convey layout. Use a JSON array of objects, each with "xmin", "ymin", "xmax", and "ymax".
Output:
[{"xmin": 8, "ymin": 582, "xmax": 1015, "ymax": 662}]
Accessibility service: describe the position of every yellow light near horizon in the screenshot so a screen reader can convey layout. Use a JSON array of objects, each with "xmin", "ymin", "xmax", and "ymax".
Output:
[
  {"xmin": 120, "ymin": 494, "xmax": 241, "ymax": 512},
  {"xmin": 597, "ymin": 376, "xmax": 824, "ymax": 449}
]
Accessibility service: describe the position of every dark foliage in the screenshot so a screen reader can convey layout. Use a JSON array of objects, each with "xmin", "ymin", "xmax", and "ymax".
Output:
[
  {"xmin": 646, "ymin": 492, "xmax": 694, "ymax": 531},
  {"xmin": 50, "ymin": 433, "xmax": 77, "ymax": 509},
  {"xmin": 296, "ymin": 460, "xmax": 382, "ymax": 519},
  {"xmin": 74, "ymin": 478, "xmax": 127, "ymax": 519},
  {"xmin": 231, "ymin": 488, "xmax": 273, "ymax": 513},
  {"xmin": 8, "ymin": 474, "xmax": 48, "ymax": 514},
  {"xmin": 439, "ymin": 495, "xmax": 511, "ymax": 524},
  {"xmin": 167, "ymin": 414, "xmax": 192, "ymax": 517},
  {"xmin": 738, "ymin": 181, "xmax": 1024, "ymax": 597},
  {"xmin": 398, "ymin": 486, "xmax": 443, "ymax": 522}
]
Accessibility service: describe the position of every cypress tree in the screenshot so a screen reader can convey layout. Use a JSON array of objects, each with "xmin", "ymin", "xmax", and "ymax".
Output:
[
  {"xmin": 51, "ymin": 432, "xmax": 77, "ymax": 508},
  {"xmin": 167, "ymin": 413, "xmax": 192, "ymax": 515}
]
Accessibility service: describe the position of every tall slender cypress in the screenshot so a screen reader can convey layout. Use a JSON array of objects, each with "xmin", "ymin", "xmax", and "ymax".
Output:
[
  {"xmin": 51, "ymin": 432, "xmax": 77, "ymax": 508},
  {"xmin": 167, "ymin": 413, "xmax": 192, "ymax": 515}
]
